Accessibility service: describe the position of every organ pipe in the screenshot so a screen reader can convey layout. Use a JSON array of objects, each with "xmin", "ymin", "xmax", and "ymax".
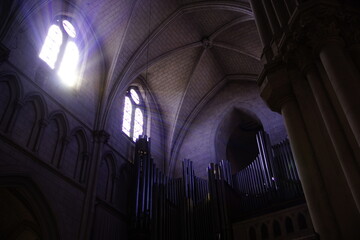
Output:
[{"xmin": 130, "ymin": 133, "xmax": 304, "ymax": 240}]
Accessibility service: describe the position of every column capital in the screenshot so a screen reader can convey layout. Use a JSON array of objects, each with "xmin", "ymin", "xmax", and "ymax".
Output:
[
  {"xmin": 339, "ymin": 11, "xmax": 360, "ymax": 46},
  {"xmin": 282, "ymin": 39, "xmax": 316, "ymax": 74},
  {"xmin": 282, "ymin": 5, "xmax": 360, "ymax": 52},
  {"xmin": 93, "ymin": 130, "xmax": 110, "ymax": 144},
  {"xmin": 258, "ymin": 61, "xmax": 295, "ymax": 113}
]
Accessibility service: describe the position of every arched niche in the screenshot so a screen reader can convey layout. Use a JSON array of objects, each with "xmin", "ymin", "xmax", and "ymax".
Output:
[
  {"xmin": 0, "ymin": 73, "xmax": 22, "ymax": 132},
  {"xmin": 97, "ymin": 152, "xmax": 117, "ymax": 202},
  {"xmin": 61, "ymin": 128, "xmax": 89, "ymax": 183},
  {"xmin": 0, "ymin": 175, "xmax": 59, "ymax": 240},
  {"xmin": 11, "ymin": 94, "xmax": 47, "ymax": 150},
  {"xmin": 215, "ymin": 107, "xmax": 262, "ymax": 173}
]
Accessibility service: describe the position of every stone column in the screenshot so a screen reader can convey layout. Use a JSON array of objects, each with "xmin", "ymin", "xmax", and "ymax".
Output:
[
  {"xmin": 78, "ymin": 130, "xmax": 110, "ymax": 240},
  {"xmin": 317, "ymin": 38, "xmax": 360, "ymax": 148},
  {"xmin": 249, "ymin": 0, "xmax": 274, "ymax": 63},
  {"xmin": 290, "ymin": 65, "xmax": 360, "ymax": 238},
  {"xmin": 249, "ymin": 0, "xmax": 272, "ymax": 47},
  {"xmin": 293, "ymin": 47, "xmax": 360, "ymax": 213},
  {"xmin": 259, "ymin": 64, "xmax": 340, "ymax": 239}
]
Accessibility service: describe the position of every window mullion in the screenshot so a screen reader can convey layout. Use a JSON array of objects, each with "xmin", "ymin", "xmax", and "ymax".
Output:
[
  {"xmin": 130, "ymin": 101, "xmax": 136, "ymax": 139},
  {"xmin": 55, "ymin": 34, "xmax": 68, "ymax": 70}
]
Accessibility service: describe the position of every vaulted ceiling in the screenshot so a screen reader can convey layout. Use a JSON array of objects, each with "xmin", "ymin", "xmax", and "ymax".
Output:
[
  {"xmin": 2, "ymin": 0, "xmax": 286, "ymax": 175},
  {"xmin": 88, "ymin": 0, "xmax": 266, "ymax": 168}
]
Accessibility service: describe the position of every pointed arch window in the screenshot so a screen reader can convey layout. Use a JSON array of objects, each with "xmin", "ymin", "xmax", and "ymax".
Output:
[
  {"xmin": 122, "ymin": 87, "xmax": 146, "ymax": 141},
  {"xmin": 39, "ymin": 17, "xmax": 80, "ymax": 87}
]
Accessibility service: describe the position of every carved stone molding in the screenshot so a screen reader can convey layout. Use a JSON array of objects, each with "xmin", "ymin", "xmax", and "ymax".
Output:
[
  {"xmin": 273, "ymin": 4, "xmax": 360, "ymax": 72},
  {"xmin": 282, "ymin": 5, "xmax": 360, "ymax": 54},
  {"xmin": 259, "ymin": 62, "xmax": 296, "ymax": 113},
  {"xmin": 338, "ymin": 11, "xmax": 360, "ymax": 46}
]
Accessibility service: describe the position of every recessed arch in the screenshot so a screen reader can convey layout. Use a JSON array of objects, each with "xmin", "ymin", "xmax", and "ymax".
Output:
[
  {"xmin": 0, "ymin": 175, "xmax": 60, "ymax": 240},
  {"xmin": 38, "ymin": 111, "xmax": 69, "ymax": 164},
  {"xmin": 97, "ymin": 151, "xmax": 117, "ymax": 201},
  {"xmin": 11, "ymin": 93, "xmax": 48, "ymax": 150},
  {"xmin": 214, "ymin": 107, "xmax": 262, "ymax": 172},
  {"xmin": 0, "ymin": 73, "xmax": 22, "ymax": 131},
  {"xmin": 61, "ymin": 127, "xmax": 89, "ymax": 182}
]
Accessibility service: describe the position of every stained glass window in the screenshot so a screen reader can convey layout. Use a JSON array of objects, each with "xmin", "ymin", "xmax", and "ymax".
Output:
[
  {"xmin": 122, "ymin": 97, "xmax": 132, "ymax": 136},
  {"xmin": 39, "ymin": 18, "xmax": 80, "ymax": 87},
  {"xmin": 39, "ymin": 25, "xmax": 63, "ymax": 69},
  {"xmin": 122, "ymin": 87, "xmax": 145, "ymax": 141},
  {"xmin": 133, "ymin": 108, "xmax": 144, "ymax": 141}
]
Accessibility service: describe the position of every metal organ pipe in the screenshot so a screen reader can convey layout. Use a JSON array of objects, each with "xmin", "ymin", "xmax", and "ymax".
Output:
[{"xmin": 130, "ymin": 134, "xmax": 304, "ymax": 240}]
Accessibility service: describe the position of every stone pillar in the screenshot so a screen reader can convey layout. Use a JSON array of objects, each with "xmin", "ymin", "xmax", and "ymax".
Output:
[
  {"xmin": 290, "ymin": 65, "xmax": 360, "ymax": 238},
  {"xmin": 249, "ymin": 0, "xmax": 274, "ymax": 65},
  {"xmin": 293, "ymin": 47, "xmax": 360, "ymax": 213},
  {"xmin": 317, "ymin": 38, "xmax": 360, "ymax": 148},
  {"xmin": 259, "ymin": 64, "xmax": 341, "ymax": 239},
  {"xmin": 78, "ymin": 130, "xmax": 110, "ymax": 240},
  {"xmin": 254, "ymin": 1, "xmax": 360, "ymax": 239}
]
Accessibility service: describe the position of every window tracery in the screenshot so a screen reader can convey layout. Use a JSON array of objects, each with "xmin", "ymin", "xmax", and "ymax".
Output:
[
  {"xmin": 39, "ymin": 17, "xmax": 80, "ymax": 87},
  {"xmin": 122, "ymin": 87, "xmax": 145, "ymax": 141}
]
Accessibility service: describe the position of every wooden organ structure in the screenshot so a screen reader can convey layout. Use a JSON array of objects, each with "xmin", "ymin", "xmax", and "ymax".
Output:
[{"xmin": 129, "ymin": 130, "xmax": 304, "ymax": 240}]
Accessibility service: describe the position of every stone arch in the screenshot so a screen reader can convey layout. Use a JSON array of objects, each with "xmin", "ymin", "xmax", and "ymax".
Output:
[
  {"xmin": 11, "ymin": 93, "xmax": 47, "ymax": 150},
  {"xmin": 38, "ymin": 111, "xmax": 69, "ymax": 165},
  {"xmin": 97, "ymin": 152, "xmax": 117, "ymax": 202},
  {"xmin": 114, "ymin": 162, "xmax": 134, "ymax": 210},
  {"xmin": 0, "ymin": 175, "xmax": 59, "ymax": 240},
  {"xmin": 61, "ymin": 127, "xmax": 89, "ymax": 183},
  {"xmin": 0, "ymin": 73, "xmax": 22, "ymax": 132},
  {"xmin": 214, "ymin": 107, "xmax": 262, "ymax": 172}
]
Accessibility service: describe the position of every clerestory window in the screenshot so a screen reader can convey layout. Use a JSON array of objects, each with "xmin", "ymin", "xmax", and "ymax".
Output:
[
  {"xmin": 122, "ymin": 87, "xmax": 145, "ymax": 141},
  {"xmin": 39, "ymin": 17, "xmax": 80, "ymax": 87}
]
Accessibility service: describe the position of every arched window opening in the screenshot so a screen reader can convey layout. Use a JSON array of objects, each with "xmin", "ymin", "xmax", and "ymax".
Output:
[
  {"xmin": 298, "ymin": 213, "xmax": 307, "ymax": 230},
  {"xmin": 39, "ymin": 17, "xmax": 80, "ymax": 87},
  {"xmin": 122, "ymin": 87, "xmax": 145, "ymax": 142},
  {"xmin": 285, "ymin": 217, "xmax": 294, "ymax": 234}
]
